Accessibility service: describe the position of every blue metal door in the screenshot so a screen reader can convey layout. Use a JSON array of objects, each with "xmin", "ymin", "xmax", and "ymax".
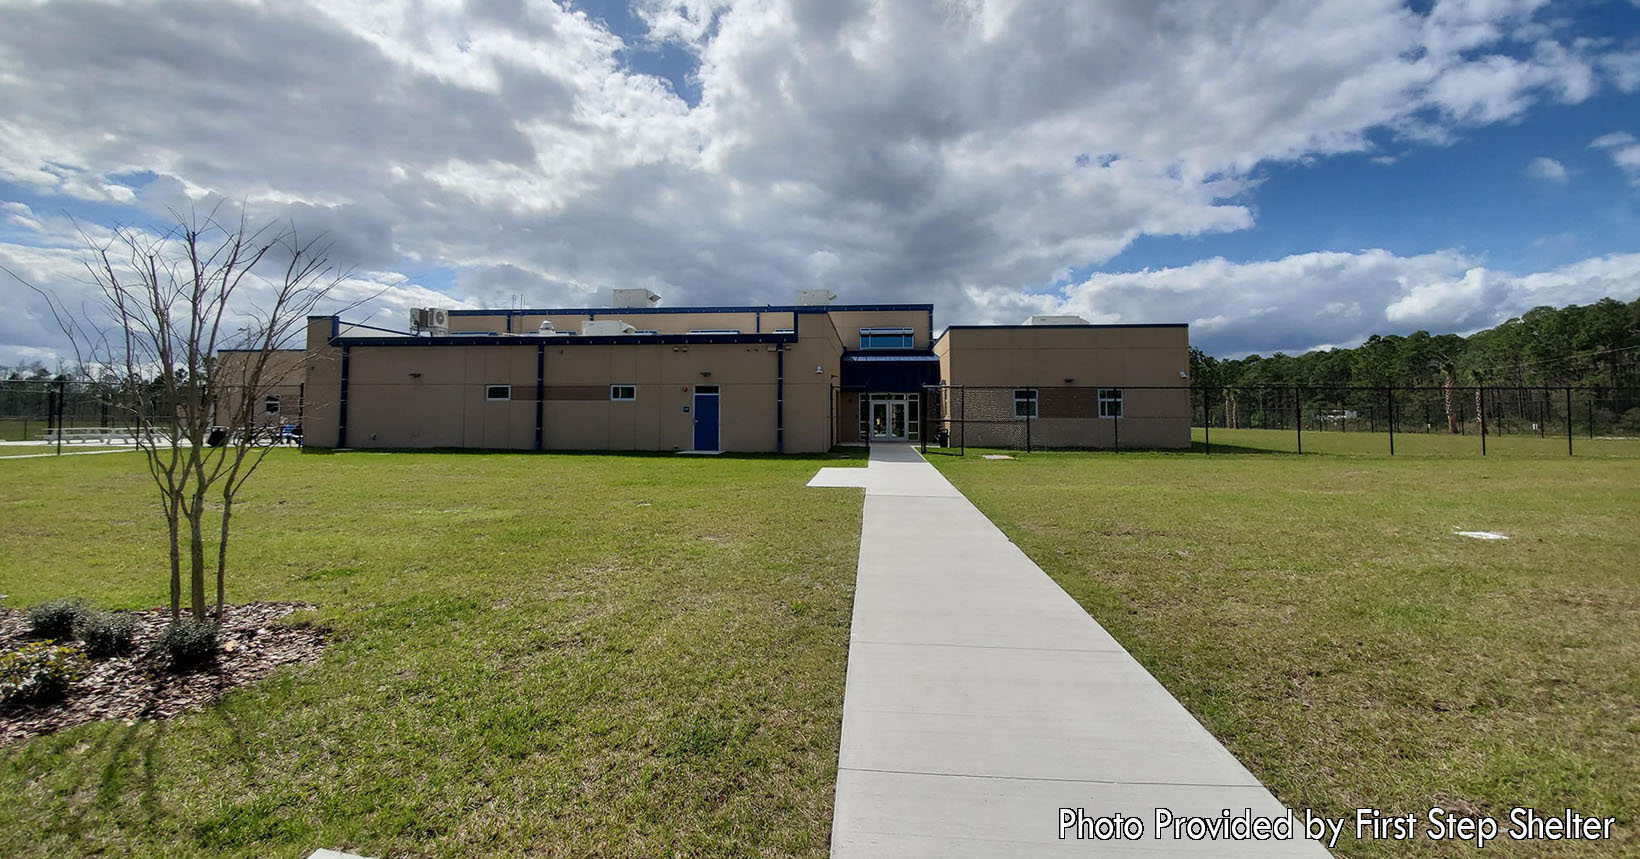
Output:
[{"xmin": 693, "ymin": 388, "xmax": 720, "ymax": 451}]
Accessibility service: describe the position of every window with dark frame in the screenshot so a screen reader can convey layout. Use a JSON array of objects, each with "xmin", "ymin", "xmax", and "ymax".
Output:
[
  {"xmin": 486, "ymin": 385, "xmax": 511, "ymax": 401},
  {"xmin": 1013, "ymin": 388, "xmax": 1038, "ymax": 418},
  {"xmin": 610, "ymin": 384, "xmax": 636, "ymax": 401},
  {"xmin": 264, "ymin": 395, "xmax": 280, "ymax": 415},
  {"xmin": 1098, "ymin": 388, "xmax": 1123, "ymax": 418},
  {"xmin": 859, "ymin": 327, "xmax": 915, "ymax": 349}
]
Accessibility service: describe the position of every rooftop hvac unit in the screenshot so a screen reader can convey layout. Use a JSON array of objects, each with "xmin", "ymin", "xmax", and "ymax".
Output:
[
  {"xmin": 582, "ymin": 320, "xmax": 638, "ymax": 336},
  {"xmin": 797, "ymin": 289, "xmax": 836, "ymax": 306},
  {"xmin": 410, "ymin": 307, "xmax": 450, "ymax": 335},
  {"xmin": 612, "ymin": 288, "xmax": 661, "ymax": 308},
  {"xmin": 1023, "ymin": 314, "xmax": 1089, "ymax": 326}
]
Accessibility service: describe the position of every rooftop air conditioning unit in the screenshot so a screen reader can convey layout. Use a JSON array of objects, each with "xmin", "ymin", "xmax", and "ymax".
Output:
[
  {"xmin": 1023, "ymin": 314, "xmax": 1089, "ymax": 326},
  {"xmin": 797, "ymin": 289, "xmax": 836, "ymax": 306},
  {"xmin": 612, "ymin": 288, "xmax": 661, "ymax": 308},
  {"xmin": 410, "ymin": 307, "xmax": 450, "ymax": 335},
  {"xmin": 583, "ymin": 320, "xmax": 637, "ymax": 336}
]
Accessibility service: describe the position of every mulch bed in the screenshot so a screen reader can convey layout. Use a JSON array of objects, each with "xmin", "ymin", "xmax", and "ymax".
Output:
[{"xmin": 0, "ymin": 602, "xmax": 328, "ymax": 745}]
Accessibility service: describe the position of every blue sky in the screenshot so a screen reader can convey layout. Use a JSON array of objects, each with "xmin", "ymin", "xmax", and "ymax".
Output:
[{"xmin": 2, "ymin": 0, "xmax": 1639, "ymax": 363}]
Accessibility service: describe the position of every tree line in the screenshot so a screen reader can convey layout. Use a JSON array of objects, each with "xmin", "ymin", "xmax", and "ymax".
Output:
[{"xmin": 1189, "ymin": 297, "xmax": 1640, "ymax": 433}]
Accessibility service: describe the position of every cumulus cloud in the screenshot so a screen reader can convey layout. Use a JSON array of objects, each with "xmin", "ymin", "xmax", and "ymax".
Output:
[
  {"xmin": 0, "ymin": 0, "xmax": 1636, "ymax": 360},
  {"xmin": 1042, "ymin": 249, "xmax": 1640, "ymax": 357},
  {"xmin": 1592, "ymin": 131, "xmax": 1640, "ymax": 185},
  {"xmin": 1524, "ymin": 155, "xmax": 1568, "ymax": 182}
]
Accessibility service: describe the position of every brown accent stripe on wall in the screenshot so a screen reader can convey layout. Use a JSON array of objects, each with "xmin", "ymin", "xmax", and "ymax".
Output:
[
  {"xmin": 543, "ymin": 386, "xmax": 609, "ymax": 401},
  {"xmin": 1039, "ymin": 388, "xmax": 1099, "ymax": 418}
]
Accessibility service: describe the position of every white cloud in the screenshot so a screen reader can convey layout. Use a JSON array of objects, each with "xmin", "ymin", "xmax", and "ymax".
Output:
[
  {"xmin": 1524, "ymin": 155, "xmax": 1568, "ymax": 182},
  {"xmin": 1592, "ymin": 131, "xmax": 1640, "ymax": 185},
  {"xmin": 0, "ymin": 0, "xmax": 1636, "ymax": 360},
  {"xmin": 1045, "ymin": 249, "xmax": 1640, "ymax": 357}
]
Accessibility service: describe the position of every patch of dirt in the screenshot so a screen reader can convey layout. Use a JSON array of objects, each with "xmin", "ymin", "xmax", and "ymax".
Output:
[{"xmin": 0, "ymin": 602, "xmax": 327, "ymax": 745}]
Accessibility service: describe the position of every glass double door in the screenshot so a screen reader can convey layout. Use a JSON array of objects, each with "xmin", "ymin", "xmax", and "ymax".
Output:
[
  {"xmin": 863, "ymin": 393, "xmax": 918, "ymax": 441},
  {"xmin": 871, "ymin": 400, "xmax": 908, "ymax": 440}
]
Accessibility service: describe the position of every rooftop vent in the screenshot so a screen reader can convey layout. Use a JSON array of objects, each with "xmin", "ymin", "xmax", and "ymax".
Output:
[
  {"xmin": 1023, "ymin": 314, "xmax": 1089, "ymax": 326},
  {"xmin": 797, "ymin": 289, "xmax": 836, "ymax": 306},
  {"xmin": 612, "ymin": 288, "xmax": 661, "ymax": 308}
]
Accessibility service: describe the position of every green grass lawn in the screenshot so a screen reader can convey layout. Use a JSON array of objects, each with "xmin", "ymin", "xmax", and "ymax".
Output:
[
  {"xmin": 932, "ymin": 446, "xmax": 1639, "ymax": 857},
  {"xmin": 1196, "ymin": 425, "xmax": 1640, "ymax": 458},
  {"xmin": 0, "ymin": 448, "xmax": 865, "ymax": 858}
]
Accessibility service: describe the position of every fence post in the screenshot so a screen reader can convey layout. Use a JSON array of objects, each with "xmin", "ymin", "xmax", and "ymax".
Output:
[
  {"xmin": 1588, "ymin": 394, "xmax": 1594, "ymax": 439},
  {"xmin": 1113, "ymin": 399, "xmax": 1120, "ymax": 452},
  {"xmin": 1478, "ymin": 386, "xmax": 1487, "ymax": 457},
  {"xmin": 920, "ymin": 390, "xmax": 927, "ymax": 455},
  {"xmin": 1387, "ymin": 386, "xmax": 1395, "ymax": 456},
  {"xmin": 1202, "ymin": 385, "xmax": 1210, "ymax": 455},
  {"xmin": 1295, "ymin": 386, "xmax": 1302, "ymax": 454},
  {"xmin": 1025, "ymin": 410, "xmax": 1031, "ymax": 453},
  {"xmin": 1565, "ymin": 387, "xmax": 1573, "ymax": 456},
  {"xmin": 959, "ymin": 385, "xmax": 966, "ymax": 455},
  {"xmin": 55, "ymin": 379, "xmax": 66, "ymax": 455}
]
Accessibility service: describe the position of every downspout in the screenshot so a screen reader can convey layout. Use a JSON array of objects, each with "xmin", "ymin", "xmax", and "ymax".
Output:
[
  {"xmin": 776, "ymin": 344, "xmax": 785, "ymax": 454},
  {"xmin": 337, "ymin": 345, "xmax": 351, "ymax": 448},
  {"xmin": 534, "ymin": 343, "xmax": 545, "ymax": 451}
]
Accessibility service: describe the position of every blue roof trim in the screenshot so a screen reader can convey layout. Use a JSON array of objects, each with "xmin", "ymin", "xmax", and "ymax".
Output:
[
  {"xmin": 332, "ymin": 333, "xmax": 798, "ymax": 348},
  {"xmin": 843, "ymin": 354, "xmax": 940, "ymax": 363},
  {"xmin": 446, "ymin": 303, "xmax": 933, "ymax": 316}
]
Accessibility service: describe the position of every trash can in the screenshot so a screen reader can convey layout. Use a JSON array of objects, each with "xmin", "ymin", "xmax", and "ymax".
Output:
[
  {"xmin": 206, "ymin": 426, "xmax": 228, "ymax": 447},
  {"xmin": 937, "ymin": 428, "xmax": 951, "ymax": 448}
]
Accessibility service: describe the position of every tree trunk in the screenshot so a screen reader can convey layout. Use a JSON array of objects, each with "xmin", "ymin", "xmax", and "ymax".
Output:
[
  {"xmin": 1443, "ymin": 377, "xmax": 1458, "ymax": 434},
  {"xmin": 188, "ymin": 503, "xmax": 208, "ymax": 621},
  {"xmin": 216, "ymin": 494, "xmax": 233, "ymax": 621},
  {"xmin": 167, "ymin": 506, "xmax": 182, "ymax": 622}
]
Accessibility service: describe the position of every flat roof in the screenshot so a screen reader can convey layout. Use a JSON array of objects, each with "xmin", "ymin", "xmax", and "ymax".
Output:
[
  {"xmin": 331, "ymin": 332, "xmax": 799, "ymax": 348},
  {"xmin": 447, "ymin": 303, "xmax": 933, "ymax": 316},
  {"xmin": 940, "ymin": 323, "xmax": 1188, "ymax": 330}
]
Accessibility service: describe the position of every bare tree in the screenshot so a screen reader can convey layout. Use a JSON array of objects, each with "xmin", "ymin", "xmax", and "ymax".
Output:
[{"xmin": 11, "ymin": 208, "xmax": 352, "ymax": 624}]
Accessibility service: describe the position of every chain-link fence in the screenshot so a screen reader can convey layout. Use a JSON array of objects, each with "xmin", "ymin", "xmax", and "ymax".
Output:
[
  {"xmin": 920, "ymin": 384, "xmax": 1640, "ymax": 456},
  {"xmin": 1, "ymin": 378, "xmax": 304, "ymax": 449},
  {"xmin": 0, "ymin": 379, "xmax": 127, "ymax": 443}
]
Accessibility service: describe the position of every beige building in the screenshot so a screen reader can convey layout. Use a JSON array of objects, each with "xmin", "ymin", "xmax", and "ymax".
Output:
[
  {"xmin": 294, "ymin": 299, "xmax": 1191, "ymax": 453},
  {"xmin": 214, "ymin": 348, "xmax": 306, "ymax": 432},
  {"xmin": 932, "ymin": 323, "xmax": 1192, "ymax": 449}
]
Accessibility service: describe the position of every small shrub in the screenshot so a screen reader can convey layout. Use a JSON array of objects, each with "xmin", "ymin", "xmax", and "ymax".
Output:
[
  {"xmin": 157, "ymin": 619, "xmax": 219, "ymax": 669},
  {"xmin": 75, "ymin": 610, "xmax": 137, "ymax": 658},
  {"xmin": 26, "ymin": 598, "xmax": 87, "ymax": 640},
  {"xmin": 0, "ymin": 642, "xmax": 88, "ymax": 707}
]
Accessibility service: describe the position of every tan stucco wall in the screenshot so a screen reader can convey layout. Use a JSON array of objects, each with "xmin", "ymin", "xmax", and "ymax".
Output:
[
  {"xmin": 828, "ymin": 309, "xmax": 932, "ymax": 349},
  {"xmin": 303, "ymin": 318, "xmax": 343, "ymax": 447},
  {"xmin": 214, "ymin": 349, "xmax": 306, "ymax": 428},
  {"xmin": 935, "ymin": 326, "xmax": 1191, "ymax": 449},
  {"xmin": 302, "ymin": 320, "xmax": 843, "ymax": 453}
]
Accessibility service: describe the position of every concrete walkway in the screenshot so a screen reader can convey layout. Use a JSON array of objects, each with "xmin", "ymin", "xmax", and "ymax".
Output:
[{"xmin": 809, "ymin": 444, "xmax": 1328, "ymax": 857}]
